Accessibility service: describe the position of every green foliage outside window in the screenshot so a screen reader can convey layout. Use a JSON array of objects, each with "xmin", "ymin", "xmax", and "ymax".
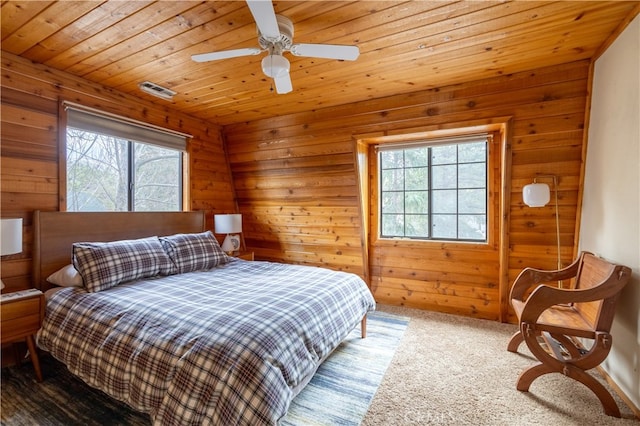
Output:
[{"xmin": 379, "ymin": 140, "xmax": 487, "ymax": 242}]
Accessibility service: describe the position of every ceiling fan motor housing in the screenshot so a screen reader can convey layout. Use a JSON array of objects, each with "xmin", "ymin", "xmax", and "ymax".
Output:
[{"xmin": 258, "ymin": 15, "xmax": 294, "ymax": 49}]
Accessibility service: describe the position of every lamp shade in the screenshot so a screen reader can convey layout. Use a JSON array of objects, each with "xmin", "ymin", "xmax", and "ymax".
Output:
[
  {"xmin": 523, "ymin": 183, "xmax": 550, "ymax": 207},
  {"xmin": 261, "ymin": 54, "xmax": 289, "ymax": 78},
  {"xmin": 214, "ymin": 214, "xmax": 242, "ymax": 234},
  {"xmin": 1, "ymin": 218, "xmax": 23, "ymax": 256}
]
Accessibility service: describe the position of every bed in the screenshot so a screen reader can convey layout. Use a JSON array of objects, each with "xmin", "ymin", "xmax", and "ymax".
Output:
[{"xmin": 33, "ymin": 211, "xmax": 375, "ymax": 425}]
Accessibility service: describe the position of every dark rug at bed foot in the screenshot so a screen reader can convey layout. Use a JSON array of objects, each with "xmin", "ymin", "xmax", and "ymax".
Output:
[{"xmin": 1, "ymin": 354, "xmax": 150, "ymax": 425}]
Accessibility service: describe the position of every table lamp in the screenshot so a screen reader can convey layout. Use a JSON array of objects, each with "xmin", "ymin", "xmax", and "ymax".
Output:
[{"xmin": 214, "ymin": 214, "xmax": 242, "ymax": 255}]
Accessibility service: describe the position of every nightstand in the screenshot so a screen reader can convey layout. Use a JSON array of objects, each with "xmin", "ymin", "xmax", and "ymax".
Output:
[
  {"xmin": 234, "ymin": 251, "xmax": 254, "ymax": 261},
  {"xmin": 1, "ymin": 289, "xmax": 45, "ymax": 382}
]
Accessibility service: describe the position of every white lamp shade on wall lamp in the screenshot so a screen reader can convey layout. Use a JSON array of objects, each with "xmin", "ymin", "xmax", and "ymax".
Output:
[
  {"xmin": 214, "ymin": 214, "xmax": 242, "ymax": 254},
  {"xmin": 1, "ymin": 218, "xmax": 23, "ymax": 290},
  {"xmin": 523, "ymin": 182, "xmax": 551, "ymax": 207}
]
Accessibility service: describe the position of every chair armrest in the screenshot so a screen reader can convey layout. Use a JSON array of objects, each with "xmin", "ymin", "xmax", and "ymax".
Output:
[
  {"xmin": 509, "ymin": 255, "xmax": 583, "ymax": 302},
  {"xmin": 519, "ymin": 265, "xmax": 631, "ymax": 324}
]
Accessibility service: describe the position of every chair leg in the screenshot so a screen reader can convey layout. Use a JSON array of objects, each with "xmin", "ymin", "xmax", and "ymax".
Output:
[
  {"xmin": 507, "ymin": 330, "xmax": 524, "ymax": 353},
  {"xmin": 563, "ymin": 364, "xmax": 621, "ymax": 418},
  {"xmin": 516, "ymin": 363, "xmax": 555, "ymax": 391},
  {"xmin": 516, "ymin": 363, "xmax": 621, "ymax": 418}
]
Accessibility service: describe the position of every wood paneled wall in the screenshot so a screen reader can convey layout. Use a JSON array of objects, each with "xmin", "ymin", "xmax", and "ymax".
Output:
[
  {"xmin": 224, "ymin": 60, "xmax": 589, "ymax": 321},
  {"xmin": 1, "ymin": 52, "xmax": 235, "ymax": 292},
  {"xmin": 1, "ymin": 49, "xmax": 589, "ymax": 322}
]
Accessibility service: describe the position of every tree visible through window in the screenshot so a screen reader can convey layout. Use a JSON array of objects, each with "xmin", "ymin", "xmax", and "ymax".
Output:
[
  {"xmin": 66, "ymin": 129, "xmax": 182, "ymax": 212},
  {"xmin": 379, "ymin": 137, "xmax": 488, "ymax": 242}
]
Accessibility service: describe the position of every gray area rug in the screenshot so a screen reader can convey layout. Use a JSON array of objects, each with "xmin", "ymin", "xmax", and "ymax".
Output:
[{"xmin": 1, "ymin": 310, "xmax": 407, "ymax": 425}]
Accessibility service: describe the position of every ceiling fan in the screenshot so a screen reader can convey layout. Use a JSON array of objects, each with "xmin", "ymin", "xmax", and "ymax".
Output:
[{"xmin": 191, "ymin": 0, "xmax": 360, "ymax": 94}]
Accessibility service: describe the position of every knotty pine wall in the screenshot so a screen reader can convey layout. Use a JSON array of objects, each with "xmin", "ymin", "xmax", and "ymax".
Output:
[
  {"xmin": 1, "ymin": 51, "xmax": 589, "ymax": 322},
  {"xmin": 0, "ymin": 52, "xmax": 236, "ymax": 293},
  {"xmin": 224, "ymin": 60, "xmax": 589, "ymax": 321}
]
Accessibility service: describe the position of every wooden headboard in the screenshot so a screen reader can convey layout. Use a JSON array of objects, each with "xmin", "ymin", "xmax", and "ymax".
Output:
[{"xmin": 33, "ymin": 210, "xmax": 206, "ymax": 291}]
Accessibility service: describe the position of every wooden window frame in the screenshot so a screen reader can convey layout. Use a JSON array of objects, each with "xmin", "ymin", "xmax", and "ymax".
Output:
[
  {"xmin": 354, "ymin": 118, "xmax": 514, "ymax": 321},
  {"xmin": 361, "ymin": 126, "xmax": 503, "ymax": 250}
]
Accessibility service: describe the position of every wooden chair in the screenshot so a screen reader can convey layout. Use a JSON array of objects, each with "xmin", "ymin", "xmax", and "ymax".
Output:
[{"xmin": 507, "ymin": 251, "xmax": 632, "ymax": 417}]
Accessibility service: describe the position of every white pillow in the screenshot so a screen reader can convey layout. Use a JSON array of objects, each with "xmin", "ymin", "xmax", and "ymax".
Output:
[{"xmin": 47, "ymin": 264, "xmax": 83, "ymax": 287}]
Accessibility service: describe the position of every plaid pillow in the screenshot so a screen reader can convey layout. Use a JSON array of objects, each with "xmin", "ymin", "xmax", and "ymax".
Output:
[
  {"xmin": 73, "ymin": 236, "xmax": 177, "ymax": 292},
  {"xmin": 159, "ymin": 231, "xmax": 229, "ymax": 274}
]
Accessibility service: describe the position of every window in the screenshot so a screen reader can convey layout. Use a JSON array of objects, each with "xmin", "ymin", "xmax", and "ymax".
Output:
[
  {"xmin": 64, "ymin": 105, "xmax": 188, "ymax": 212},
  {"xmin": 378, "ymin": 135, "xmax": 488, "ymax": 242}
]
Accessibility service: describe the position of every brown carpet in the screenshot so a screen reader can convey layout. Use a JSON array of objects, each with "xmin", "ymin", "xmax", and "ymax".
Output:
[{"xmin": 363, "ymin": 304, "xmax": 638, "ymax": 425}]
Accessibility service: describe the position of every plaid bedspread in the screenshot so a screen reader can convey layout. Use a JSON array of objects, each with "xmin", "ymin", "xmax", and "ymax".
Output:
[{"xmin": 37, "ymin": 260, "xmax": 375, "ymax": 425}]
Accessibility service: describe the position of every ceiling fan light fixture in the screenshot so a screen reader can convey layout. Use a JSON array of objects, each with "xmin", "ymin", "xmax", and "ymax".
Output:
[{"xmin": 261, "ymin": 54, "xmax": 289, "ymax": 78}]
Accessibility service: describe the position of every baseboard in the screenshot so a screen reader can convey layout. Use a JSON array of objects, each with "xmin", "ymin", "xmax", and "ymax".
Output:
[{"xmin": 596, "ymin": 365, "xmax": 640, "ymax": 419}]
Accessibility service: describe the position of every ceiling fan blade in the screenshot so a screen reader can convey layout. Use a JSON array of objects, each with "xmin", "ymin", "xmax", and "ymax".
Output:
[
  {"xmin": 290, "ymin": 43, "xmax": 360, "ymax": 61},
  {"xmin": 274, "ymin": 73, "xmax": 292, "ymax": 94},
  {"xmin": 246, "ymin": 0, "xmax": 280, "ymax": 40},
  {"xmin": 192, "ymin": 48, "xmax": 262, "ymax": 62}
]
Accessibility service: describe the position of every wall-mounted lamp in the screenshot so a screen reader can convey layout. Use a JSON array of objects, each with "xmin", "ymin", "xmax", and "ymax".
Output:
[
  {"xmin": 1, "ymin": 218, "xmax": 23, "ymax": 290},
  {"xmin": 523, "ymin": 181, "xmax": 550, "ymax": 207},
  {"xmin": 523, "ymin": 176, "xmax": 562, "ymax": 285},
  {"xmin": 214, "ymin": 214, "xmax": 242, "ymax": 255}
]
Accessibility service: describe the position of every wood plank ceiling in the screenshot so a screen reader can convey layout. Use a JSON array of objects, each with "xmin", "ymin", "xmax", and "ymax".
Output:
[{"xmin": 1, "ymin": 1, "xmax": 637, "ymax": 126}]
